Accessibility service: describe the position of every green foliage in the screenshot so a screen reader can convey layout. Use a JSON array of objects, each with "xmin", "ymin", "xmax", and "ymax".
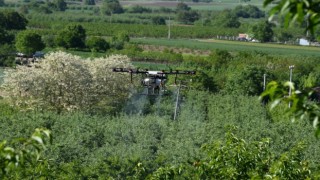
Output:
[
  {"xmin": 224, "ymin": 66, "xmax": 271, "ymax": 96},
  {"xmin": 260, "ymin": 81, "xmax": 320, "ymax": 136},
  {"xmin": 208, "ymin": 49, "xmax": 233, "ymax": 68},
  {"xmin": 0, "ymin": 0, "xmax": 4, "ymax": 6},
  {"xmin": 251, "ymin": 21, "xmax": 274, "ymax": 42},
  {"xmin": 86, "ymin": 37, "xmax": 109, "ymax": 52},
  {"xmin": 15, "ymin": 31, "xmax": 45, "ymax": 55},
  {"xmin": 0, "ymin": 28, "xmax": 14, "ymax": 44},
  {"xmin": 42, "ymin": 35, "xmax": 56, "ymax": 48},
  {"xmin": 83, "ymin": 0, "xmax": 95, "ymax": 5},
  {"xmin": 151, "ymin": 130, "xmax": 311, "ymax": 179},
  {"xmin": 18, "ymin": 5, "xmax": 29, "ymax": 14},
  {"xmin": 102, "ymin": 0, "xmax": 124, "ymax": 15},
  {"xmin": 175, "ymin": 2, "xmax": 200, "ymax": 24},
  {"xmin": 275, "ymin": 30, "xmax": 294, "ymax": 43},
  {"xmin": 28, "ymin": 0, "xmax": 53, "ymax": 14},
  {"xmin": 53, "ymin": 0, "xmax": 67, "ymax": 11},
  {"xmin": 127, "ymin": 5, "xmax": 151, "ymax": 13},
  {"xmin": 56, "ymin": 24, "xmax": 86, "ymax": 49},
  {"xmin": 0, "ymin": 89, "xmax": 319, "ymax": 177},
  {"xmin": 111, "ymin": 31, "xmax": 130, "ymax": 50},
  {"xmin": 176, "ymin": 2, "xmax": 191, "ymax": 12},
  {"xmin": 264, "ymin": 0, "xmax": 320, "ymax": 34},
  {"xmin": 176, "ymin": 10, "xmax": 200, "ymax": 24},
  {"xmin": 0, "ymin": 44, "xmax": 15, "ymax": 67},
  {"xmin": 0, "ymin": 11, "xmax": 28, "ymax": 30},
  {"xmin": 233, "ymin": 5, "xmax": 265, "ymax": 18},
  {"xmin": 114, "ymin": 31, "xmax": 130, "ymax": 43},
  {"xmin": 152, "ymin": 17, "xmax": 166, "ymax": 25},
  {"xmin": 212, "ymin": 9, "xmax": 241, "ymax": 28},
  {"xmin": 0, "ymin": 128, "xmax": 51, "ymax": 178}
]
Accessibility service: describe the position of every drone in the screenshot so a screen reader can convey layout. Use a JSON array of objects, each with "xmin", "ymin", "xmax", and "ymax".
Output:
[{"xmin": 112, "ymin": 68, "xmax": 196, "ymax": 95}]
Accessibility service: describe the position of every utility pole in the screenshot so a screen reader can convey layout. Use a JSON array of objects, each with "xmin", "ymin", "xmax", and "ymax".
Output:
[
  {"xmin": 173, "ymin": 83, "xmax": 181, "ymax": 121},
  {"xmin": 263, "ymin": 73, "xmax": 267, "ymax": 91},
  {"xmin": 168, "ymin": 16, "xmax": 171, "ymax": 39},
  {"xmin": 289, "ymin": 65, "xmax": 295, "ymax": 108}
]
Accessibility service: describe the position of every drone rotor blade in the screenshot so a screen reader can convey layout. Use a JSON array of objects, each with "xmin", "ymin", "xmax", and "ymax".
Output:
[{"xmin": 159, "ymin": 70, "xmax": 196, "ymax": 75}]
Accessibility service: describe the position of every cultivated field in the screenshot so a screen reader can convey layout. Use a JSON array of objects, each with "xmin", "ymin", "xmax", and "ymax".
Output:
[
  {"xmin": 133, "ymin": 38, "xmax": 320, "ymax": 57},
  {"xmin": 121, "ymin": 0, "xmax": 266, "ymax": 10}
]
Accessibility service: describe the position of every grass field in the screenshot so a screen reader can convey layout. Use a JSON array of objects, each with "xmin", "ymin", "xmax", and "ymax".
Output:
[
  {"xmin": 132, "ymin": 38, "xmax": 320, "ymax": 57},
  {"xmin": 121, "ymin": 0, "xmax": 266, "ymax": 11}
]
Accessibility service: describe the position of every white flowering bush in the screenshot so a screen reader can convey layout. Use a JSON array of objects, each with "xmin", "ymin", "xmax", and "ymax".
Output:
[{"xmin": 1, "ymin": 51, "xmax": 133, "ymax": 113}]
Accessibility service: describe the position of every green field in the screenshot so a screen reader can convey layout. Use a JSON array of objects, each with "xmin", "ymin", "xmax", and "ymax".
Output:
[
  {"xmin": 133, "ymin": 38, "xmax": 320, "ymax": 57},
  {"xmin": 121, "ymin": 0, "xmax": 266, "ymax": 11}
]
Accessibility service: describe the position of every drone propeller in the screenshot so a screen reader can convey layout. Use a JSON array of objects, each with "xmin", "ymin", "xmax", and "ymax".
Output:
[
  {"xmin": 112, "ymin": 68, "xmax": 148, "ymax": 74},
  {"xmin": 112, "ymin": 68, "xmax": 196, "ymax": 75},
  {"xmin": 157, "ymin": 70, "xmax": 196, "ymax": 75}
]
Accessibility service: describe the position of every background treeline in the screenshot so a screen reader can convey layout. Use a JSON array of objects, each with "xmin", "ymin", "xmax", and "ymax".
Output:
[
  {"xmin": 29, "ymin": 20, "xmax": 304, "ymax": 39},
  {"xmin": 0, "ymin": 0, "xmax": 313, "ymax": 41}
]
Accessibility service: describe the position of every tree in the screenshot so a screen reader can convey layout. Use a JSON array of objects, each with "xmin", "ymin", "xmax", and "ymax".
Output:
[
  {"xmin": 264, "ymin": 0, "xmax": 320, "ymax": 34},
  {"xmin": 251, "ymin": 21, "xmax": 274, "ymax": 42},
  {"xmin": 260, "ymin": 81, "xmax": 320, "ymax": 136},
  {"xmin": 0, "ymin": 11, "xmax": 28, "ymax": 30},
  {"xmin": 127, "ymin": 5, "xmax": 151, "ymax": 13},
  {"xmin": 2, "ymin": 52, "xmax": 133, "ymax": 114},
  {"xmin": 83, "ymin": 0, "xmax": 95, "ymax": 5},
  {"xmin": 111, "ymin": 31, "xmax": 130, "ymax": 50},
  {"xmin": 0, "ymin": 44, "xmax": 15, "ymax": 67},
  {"xmin": 175, "ymin": 2, "xmax": 199, "ymax": 24},
  {"xmin": 15, "ymin": 31, "xmax": 45, "ymax": 55},
  {"xmin": 176, "ymin": 2, "xmax": 191, "ymax": 12},
  {"xmin": 0, "ymin": 28, "xmax": 14, "ymax": 44},
  {"xmin": 261, "ymin": 0, "xmax": 320, "ymax": 135},
  {"xmin": 225, "ymin": 66, "xmax": 272, "ymax": 96},
  {"xmin": 0, "ymin": 0, "xmax": 5, "ymax": 6},
  {"xmin": 152, "ymin": 17, "xmax": 166, "ymax": 25},
  {"xmin": 176, "ymin": 10, "xmax": 200, "ymax": 24},
  {"xmin": 55, "ymin": 25, "xmax": 86, "ymax": 49},
  {"xmin": 276, "ymin": 31, "xmax": 293, "ymax": 43},
  {"xmin": 54, "ymin": 0, "xmax": 67, "ymax": 11},
  {"xmin": 86, "ymin": 37, "xmax": 109, "ymax": 52},
  {"xmin": 19, "ymin": 5, "xmax": 29, "ymax": 14},
  {"xmin": 102, "ymin": 0, "xmax": 123, "ymax": 15},
  {"xmin": 212, "ymin": 10, "xmax": 241, "ymax": 28},
  {"xmin": 233, "ymin": 5, "xmax": 265, "ymax": 18}
]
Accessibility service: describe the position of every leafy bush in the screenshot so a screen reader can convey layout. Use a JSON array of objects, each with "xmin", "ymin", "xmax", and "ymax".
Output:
[
  {"xmin": 0, "ymin": 129, "xmax": 51, "ymax": 178},
  {"xmin": 55, "ymin": 24, "xmax": 86, "ymax": 49},
  {"xmin": 151, "ymin": 130, "xmax": 312, "ymax": 179},
  {"xmin": 15, "ymin": 30, "xmax": 45, "ymax": 55},
  {"xmin": 86, "ymin": 37, "xmax": 110, "ymax": 52},
  {"xmin": 233, "ymin": 5, "xmax": 265, "ymax": 18},
  {"xmin": 224, "ymin": 66, "xmax": 272, "ymax": 96},
  {"xmin": 0, "ymin": 44, "xmax": 15, "ymax": 67}
]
